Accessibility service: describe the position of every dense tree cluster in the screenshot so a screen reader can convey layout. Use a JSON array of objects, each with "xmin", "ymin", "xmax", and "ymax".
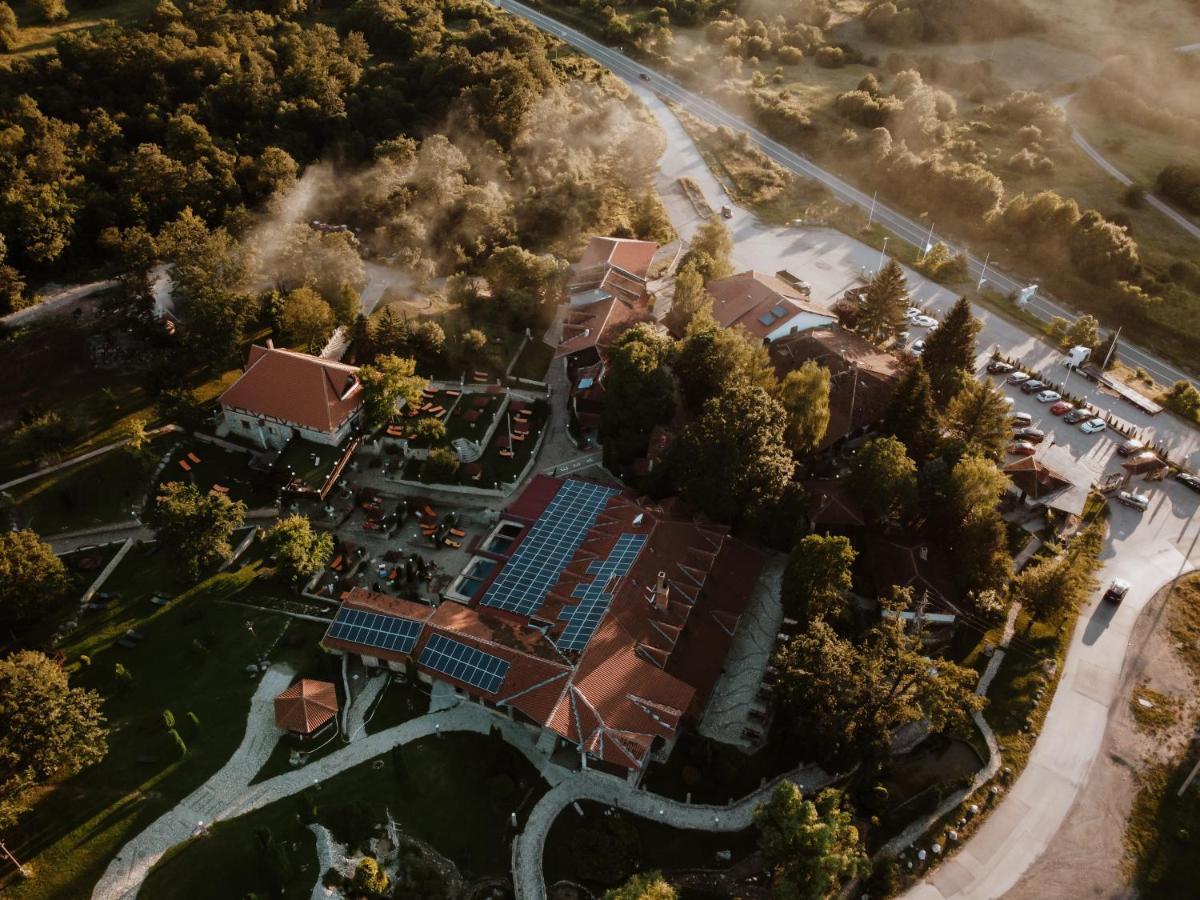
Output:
[{"xmin": 862, "ymin": 0, "xmax": 1041, "ymax": 45}]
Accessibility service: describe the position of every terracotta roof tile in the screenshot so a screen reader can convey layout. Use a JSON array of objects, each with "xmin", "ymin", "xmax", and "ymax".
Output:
[
  {"xmin": 219, "ymin": 346, "xmax": 363, "ymax": 433},
  {"xmin": 274, "ymin": 679, "xmax": 338, "ymax": 734},
  {"xmin": 705, "ymin": 271, "xmax": 834, "ymax": 340}
]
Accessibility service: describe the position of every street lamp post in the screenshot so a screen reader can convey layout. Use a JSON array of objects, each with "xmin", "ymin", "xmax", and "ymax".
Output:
[
  {"xmin": 877, "ymin": 236, "xmax": 889, "ymax": 273},
  {"xmin": 977, "ymin": 252, "xmax": 990, "ymax": 291}
]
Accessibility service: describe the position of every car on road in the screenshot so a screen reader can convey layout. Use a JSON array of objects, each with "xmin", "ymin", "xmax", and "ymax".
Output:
[
  {"xmin": 911, "ymin": 315, "xmax": 938, "ymax": 328},
  {"xmin": 1049, "ymin": 400, "xmax": 1074, "ymax": 415},
  {"xmin": 1103, "ymin": 579, "xmax": 1131, "ymax": 604},
  {"xmin": 638, "ymin": 72, "xmax": 651, "ymax": 81},
  {"xmin": 1008, "ymin": 441, "xmax": 1037, "ymax": 456},
  {"xmin": 1117, "ymin": 438, "xmax": 1145, "ymax": 457},
  {"xmin": 1011, "ymin": 412, "xmax": 1033, "ymax": 427},
  {"xmin": 1014, "ymin": 427, "xmax": 1046, "ymax": 444},
  {"xmin": 1020, "ymin": 379, "xmax": 1046, "ymax": 394},
  {"xmin": 1115, "ymin": 490, "xmax": 1151, "ymax": 511},
  {"xmin": 1007, "ymin": 371, "xmax": 1031, "ymax": 384},
  {"xmin": 720, "ymin": 205, "xmax": 733, "ymax": 219},
  {"xmin": 1036, "ymin": 390, "xmax": 1062, "ymax": 403},
  {"xmin": 911, "ymin": 339, "xmax": 926, "ymax": 355},
  {"xmin": 987, "ymin": 360, "xmax": 1015, "ymax": 375},
  {"xmin": 1080, "ymin": 417, "xmax": 1107, "ymax": 434},
  {"xmin": 1176, "ymin": 472, "xmax": 1200, "ymax": 493},
  {"xmin": 1064, "ymin": 408, "xmax": 1092, "ymax": 424}
]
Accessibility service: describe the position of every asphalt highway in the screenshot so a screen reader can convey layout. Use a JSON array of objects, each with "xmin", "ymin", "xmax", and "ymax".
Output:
[{"xmin": 490, "ymin": 0, "xmax": 1196, "ymax": 390}]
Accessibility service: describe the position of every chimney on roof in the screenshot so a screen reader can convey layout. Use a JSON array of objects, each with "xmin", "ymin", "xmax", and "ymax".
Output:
[
  {"xmin": 653, "ymin": 571, "xmax": 669, "ymax": 612},
  {"xmin": 265, "ymin": 338, "xmax": 274, "ymax": 349}
]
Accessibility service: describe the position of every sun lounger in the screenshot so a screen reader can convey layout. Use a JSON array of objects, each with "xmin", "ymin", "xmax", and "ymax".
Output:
[
  {"xmin": 386, "ymin": 426, "xmax": 405, "ymax": 437},
  {"xmin": 179, "ymin": 459, "xmax": 192, "ymax": 471},
  {"xmin": 187, "ymin": 452, "xmax": 201, "ymax": 464},
  {"xmin": 470, "ymin": 470, "xmax": 482, "ymax": 481},
  {"xmin": 449, "ymin": 528, "xmax": 465, "ymax": 538},
  {"xmin": 330, "ymin": 556, "xmax": 343, "ymax": 571},
  {"xmin": 445, "ymin": 389, "xmax": 461, "ymax": 397},
  {"xmin": 444, "ymin": 539, "xmax": 462, "ymax": 550},
  {"xmin": 512, "ymin": 433, "xmax": 526, "ymax": 442},
  {"xmin": 499, "ymin": 448, "xmax": 514, "ymax": 459},
  {"xmin": 211, "ymin": 484, "xmax": 230, "ymax": 494},
  {"xmin": 423, "ymin": 504, "xmax": 436, "ymax": 518}
]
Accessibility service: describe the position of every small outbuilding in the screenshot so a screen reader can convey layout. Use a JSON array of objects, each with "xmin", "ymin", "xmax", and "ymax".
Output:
[{"xmin": 274, "ymin": 679, "xmax": 339, "ymax": 737}]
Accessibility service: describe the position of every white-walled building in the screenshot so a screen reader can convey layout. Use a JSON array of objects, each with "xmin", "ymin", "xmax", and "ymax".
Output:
[{"xmin": 218, "ymin": 344, "xmax": 363, "ymax": 450}]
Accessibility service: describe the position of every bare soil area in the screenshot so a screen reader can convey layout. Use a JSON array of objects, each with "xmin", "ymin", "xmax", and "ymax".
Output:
[{"xmin": 1005, "ymin": 576, "xmax": 1200, "ymax": 899}]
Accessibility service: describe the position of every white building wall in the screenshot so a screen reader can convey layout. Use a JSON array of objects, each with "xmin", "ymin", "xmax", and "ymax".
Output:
[
  {"xmin": 766, "ymin": 311, "xmax": 836, "ymax": 343},
  {"xmin": 221, "ymin": 406, "xmax": 359, "ymax": 450}
]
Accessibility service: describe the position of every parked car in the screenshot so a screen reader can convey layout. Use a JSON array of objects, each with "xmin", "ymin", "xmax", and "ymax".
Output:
[
  {"xmin": 1049, "ymin": 400, "xmax": 1075, "ymax": 416},
  {"xmin": 1020, "ymin": 379, "xmax": 1046, "ymax": 394},
  {"xmin": 987, "ymin": 360, "xmax": 1015, "ymax": 374},
  {"xmin": 911, "ymin": 315, "xmax": 938, "ymax": 328},
  {"xmin": 1103, "ymin": 579, "xmax": 1131, "ymax": 604},
  {"xmin": 1007, "ymin": 371, "xmax": 1030, "ymax": 384},
  {"xmin": 1080, "ymin": 418, "xmax": 1108, "ymax": 434},
  {"xmin": 1064, "ymin": 408, "xmax": 1092, "ymax": 424},
  {"xmin": 720, "ymin": 205, "xmax": 733, "ymax": 219},
  {"xmin": 1014, "ymin": 427, "xmax": 1046, "ymax": 443},
  {"xmin": 1008, "ymin": 441, "xmax": 1037, "ymax": 456},
  {"xmin": 1115, "ymin": 490, "xmax": 1151, "ymax": 511},
  {"xmin": 1036, "ymin": 390, "xmax": 1062, "ymax": 403},
  {"xmin": 1117, "ymin": 438, "xmax": 1146, "ymax": 457},
  {"xmin": 1011, "ymin": 412, "xmax": 1033, "ymax": 427},
  {"xmin": 1177, "ymin": 472, "xmax": 1200, "ymax": 493},
  {"xmin": 904, "ymin": 307, "xmax": 923, "ymax": 320},
  {"xmin": 911, "ymin": 339, "xmax": 926, "ymax": 355}
]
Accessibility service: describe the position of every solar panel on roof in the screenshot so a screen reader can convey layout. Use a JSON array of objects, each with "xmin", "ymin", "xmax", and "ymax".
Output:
[
  {"xmin": 326, "ymin": 605, "xmax": 423, "ymax": 655},
  {"xmin": 418, "ymin": 633, "xmax": 509, "ymax": 694},
  {"xmin": 556, "ymin": 532, "xmax": 647, "ymax": 652},
  {"xmin": 480, "ymin": 480, "xmax": 618, "ymax": 617},
  {"xmin": 771, "ymin": 304, "xmax": 788, "ymax": 317},
  {"xmin": 757, "ymin": 312, "xmax": 776, "ymax": 326}
]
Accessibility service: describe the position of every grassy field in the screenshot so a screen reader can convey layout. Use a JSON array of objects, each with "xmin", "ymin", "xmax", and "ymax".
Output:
[
  {"xmin": 2, "ymin": 0, "xmax": 155, "ymax": 59},
  {"xmin": 542, "ymin": 799, "xmax": 757, "ymax": 892},
  {"xmin": 6, "ymin": 436, "xmax": 174, "ymax": 534},
  {"xmin": 509, "ymin": 338, "xmax": 555, "ymax": 382},
  {"xmin": 0, "ymin": 548, "xmax": 331, "ymax": 899},
  {"xmin": 143, "ymin": 731, "xmax": 547, "ymax": 897}
]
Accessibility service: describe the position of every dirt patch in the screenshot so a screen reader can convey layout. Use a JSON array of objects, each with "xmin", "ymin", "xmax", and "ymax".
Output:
[{"xmin": 1004, "ymin": 576, "xmax": 1200, "ymax": 899}]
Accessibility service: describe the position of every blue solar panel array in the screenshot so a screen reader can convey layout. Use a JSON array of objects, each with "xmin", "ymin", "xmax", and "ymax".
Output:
[
  {"xmin": 480, "ymin": 480, "xmax": 618, "ymax": 616},
  {"xmin": 418, "ymin": 633, "xmax": 510, "ymax": 693},
  {"xmin": 326, "ymin": 606, "xmax": 423, "ymax": 654},
  {"xmin": 556, "ymin": 533, "xmax": 647, "ymax": 652}
]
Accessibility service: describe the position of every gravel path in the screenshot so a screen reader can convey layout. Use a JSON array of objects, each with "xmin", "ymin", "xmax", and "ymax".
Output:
[
  {"xmin": 92, "ymin": 665, "xmax": 294, "ymax": 900},
  {"xmin": 513, "ymin": 761, "xmax": 836, "ymax": 900}
]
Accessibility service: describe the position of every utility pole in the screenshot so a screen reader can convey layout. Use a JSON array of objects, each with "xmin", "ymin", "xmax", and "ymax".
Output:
[
  {"xmin": 877, "ymin": 236, "xmax": 889, "ymax": 273},
  {"xmin": 1101, "ymin": 326, "xmax": 1121, "ymax": 371},
  {"xmin": 977, "ymin": 252, "xmax": 990, "ymax": 291},
  {"xmin": 921, "ymin": 221, "xmax": 935, "ymax": 260},
  {"xmin": 848, "ymin": 362, "xmax": 860, "ymax": 432},
  {"xmin": 867, "ymin": 191, "xmax": 878, "ymax": 228},
  {"xmin": 0, "ymin": 840, "xmax": 30, "ymax": 878}
]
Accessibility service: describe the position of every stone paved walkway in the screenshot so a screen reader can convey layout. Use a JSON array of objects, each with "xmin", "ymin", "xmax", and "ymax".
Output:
[{"xmin": 513, "ymin": 761, "xmax": 836, "ymax": 900}]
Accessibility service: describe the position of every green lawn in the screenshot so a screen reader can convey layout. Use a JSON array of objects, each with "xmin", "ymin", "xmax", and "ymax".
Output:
[
  {"xmin": 143, "ymin": 731, "xmax": 548, "ymax": 898},
  {"xmin": 364, "ymin": 675, "xmax": 431, "ymax": 736},
  {"xmin": 274, "ymin": 436, "xmax": 348, "ymax": 494},
  {"xmin": 509, "ymin": 339, "xmax": 555, "ymax": 382},
  {"xmin": 161, "ymin": 442, "xmax": 276, "ymax": 508},
  {"xmin": 4, "ymin": 0, "xmax": 156, "ymax": 58},
  {"xmin": 643, "ymin": 731, "xmax": 799, "ymax": 806},
  {"xmin": 1, "ymin": 552, "xmax": 329, "ymax": 899},
  {"xmin": 542, "ymin": 800, "xmax": 757, "ymax": 893}
]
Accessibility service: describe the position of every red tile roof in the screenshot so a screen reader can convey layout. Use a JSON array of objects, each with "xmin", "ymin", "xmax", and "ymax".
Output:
[
  {"xmin": 319, "ymin": 477, "xmax": 766, "ymax": 773},
  {"xmin": 219, "ymin": 346, "xmax": 363, "ymax": 433},
  {"xmin": 555, "ymin": 296, "xmax": 645, "ymax": 359},
  {"xmin": 274, "ymin": 679, "xmax": 338, "ymax": 734},
  {"xmin": 576, "ymin": 236, "xmax": 659, "ymax": 281},
  {"xmin": 705, "ymin": 271, "xmax": 834, "ymax": 340},
  {"xmin": 1002, "ymin": 457, "xmax": 1068, "ymax": 500}
]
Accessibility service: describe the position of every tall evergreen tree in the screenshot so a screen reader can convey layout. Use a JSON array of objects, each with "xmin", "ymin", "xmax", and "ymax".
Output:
[
  {"xmin": 880, "ymin": 361, "xmax": 941, "ymax": 463},
  {"xmin": 857, "ymin": 259, "xmax": 908, "ymax": 344},
  {"xmin": 919, "ymin": 296, "xmax": 981, "ymax": 403},
  {"xmin": 944, "ymin": 379, "xmax": 1010, "ymax": 460}
]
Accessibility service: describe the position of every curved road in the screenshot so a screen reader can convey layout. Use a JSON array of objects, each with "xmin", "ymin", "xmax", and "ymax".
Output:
[{"xmin": 491, "ymin": 0, "xmax": 1195, "ymax": 389}]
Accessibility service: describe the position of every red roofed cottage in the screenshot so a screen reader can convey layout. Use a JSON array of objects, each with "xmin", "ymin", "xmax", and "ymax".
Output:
[{"xmin": 218, "ymin": 344, "xmax": 363, "ymax": 450}]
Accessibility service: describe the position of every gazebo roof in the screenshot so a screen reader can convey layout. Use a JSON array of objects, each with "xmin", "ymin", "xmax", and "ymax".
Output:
[{"xmin": 274, "ymin": 679, "xmax": 338, "ymax": 734}]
